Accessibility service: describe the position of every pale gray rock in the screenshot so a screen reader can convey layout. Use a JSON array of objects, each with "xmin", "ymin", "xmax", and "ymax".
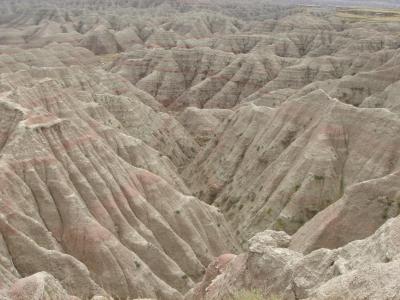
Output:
[{"xmin": 202, "ymin": 216, "xmax": 400, "ymax": 299}]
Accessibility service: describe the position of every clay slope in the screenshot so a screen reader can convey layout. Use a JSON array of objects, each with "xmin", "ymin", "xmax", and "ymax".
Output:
[
  {"xmin": 0, "ymin": 44, "xmax": 238, "ymax": 299},
  {"xmin": 0, "ymin": 5, "xmax": 242, "ymax": 51},
  {"xmin": 4, "ymin": 4, "xmax": 400, "ymax": 115},
  {"xmin": 112, "ymin": 46, "xmax": 281, "ymax": 109},
  {"xmin": 2, "ymin": 2, "xmax": 400, "ymax": 299},
  {"xmin": 290, "ymin": 169, "xmax": 400, "ymax": 254},
  {"xmin": 105, "ymin": 10, "xmax": 400, "ymax": 112},
  {"xmin": 184, "ymin": 89, "xmax": 400, "ymax": 243},
  {"xmin": 178, "ymin": 107, "xmax": 233, "ymax": 146},
  {"xmin": 0, "ymin": 272, "xmax": 79, "ymax": 300},
  {"xmin": 0, "ymin": 43, "xmax": 199, "ymax": 167}
]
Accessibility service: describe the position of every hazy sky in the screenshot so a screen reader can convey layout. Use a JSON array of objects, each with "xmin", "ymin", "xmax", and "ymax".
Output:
[{"xmin": 280, "ymin": 0, "xmax": 400, "ymax": 7}]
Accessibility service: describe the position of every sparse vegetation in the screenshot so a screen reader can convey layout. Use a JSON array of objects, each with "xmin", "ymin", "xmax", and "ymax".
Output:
[
  {"xmin": 383, "ymin": 205, "xmax": 390, "ymax": 219},
  {"xmin": 337, "ymin": 7, "xmax": 400, "ymax": 23},
  {"xmin": 3, "ymin": 0, "xmax": 400, "ymax": 299},
  {"xmin": 234, "ymin": 289, "xmax": 281, "ymax": 300},
  {"xmin": 314, "ymin": 175, "xmax": 325, "ymax": 181},
  {"xmin": 233, "ymin": 289, "xmax": 264, "ymax": 300},
  {"xmin": 274, "ymin": 218, "xmax": 286, "ymax": 231},
  {"xmin": 264, "ymin": 207, "xmax": 273, "ymax": 217}
]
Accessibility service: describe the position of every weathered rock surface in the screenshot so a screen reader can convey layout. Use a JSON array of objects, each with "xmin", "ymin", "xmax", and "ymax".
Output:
[
  {"xmin": 178, "ymin": 107, "xmax": 233, "ymax": 146},
  {"xmin": 2, "ymin": 1, "xmax": 400, "ymax": 299},
  {"xmin": 197, "ymin": 216, "xmax": 400, "ymax": 299},
  {"xmin": 0, "ymin": 42, "xmax": 238, "ymax": 299},
  {"xmin": 0, "ymin": 272, "xmax": 80, "ymax": 300},
  {"xmin": 80, "ymin": 26, "xmax": 121, "ymax": 55},
  {"xmin": 184, "ymin": 89, "xmax": 400, "ymax": 244},
  {"xmin": 290, "ymin": 170, "xmax": 400, "ymax": 254}
]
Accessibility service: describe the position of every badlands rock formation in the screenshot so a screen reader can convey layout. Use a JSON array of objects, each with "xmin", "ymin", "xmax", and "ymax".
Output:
[
  {"xmin": 184, "ymin": 89, "xmax": 400, "ymax": 244},
  {"xmin": 193, "ymin": 218, "xmax": 400, "ymax": 299},
  {"xmin": 1, "ymin": 0, "xmax": 400, "ymax": 299},
  {"xmin": 0, "ymin": 44, "xmax": 240, "ymax": 299}
]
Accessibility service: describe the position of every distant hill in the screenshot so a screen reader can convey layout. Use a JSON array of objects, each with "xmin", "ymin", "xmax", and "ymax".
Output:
[{"xmin": 280, "ymin": 0, "xmax": 400, "ymax": 8}]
